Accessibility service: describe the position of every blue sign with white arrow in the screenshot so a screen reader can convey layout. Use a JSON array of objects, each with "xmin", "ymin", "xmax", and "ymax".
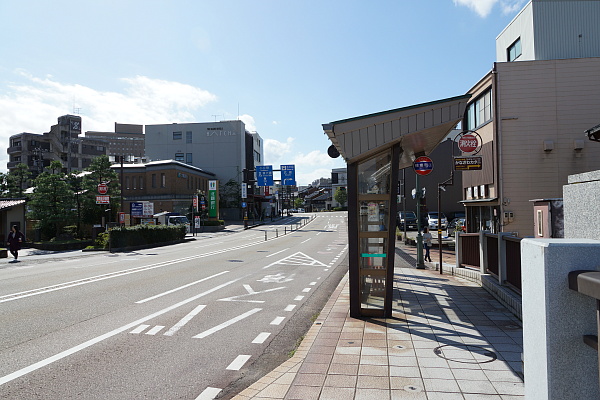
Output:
[{"xmin": 281, "ymin": 164, "xmax": 296, "ymax": 186}]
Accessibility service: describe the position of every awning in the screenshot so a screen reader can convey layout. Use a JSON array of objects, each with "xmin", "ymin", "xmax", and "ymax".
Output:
[
  {"xmin": 323, "ymin": 94, "xmax": 471, "ymax": 168},
  {"xmin": 459, "ymin": 197, "xmax": 499, "ymax": 204}
]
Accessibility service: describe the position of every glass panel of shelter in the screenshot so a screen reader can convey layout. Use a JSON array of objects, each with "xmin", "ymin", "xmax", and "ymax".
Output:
[{"xmin": 357, "ymin": 151, "xmax": 392, "ymax": 315}]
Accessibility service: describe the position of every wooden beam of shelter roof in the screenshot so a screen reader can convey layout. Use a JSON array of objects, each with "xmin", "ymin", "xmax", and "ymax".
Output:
[{"xmin": 322, "ymin": 94, "xmax": 471, "ymax": 168}]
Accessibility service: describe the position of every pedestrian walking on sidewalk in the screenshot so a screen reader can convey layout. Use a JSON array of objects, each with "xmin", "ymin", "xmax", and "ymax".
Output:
[
  {"xmin": 7, "ymin": 225, "xmax": 25, "ymax": 262},
  {"xmin": 422, "ymin": 227, "xmax": 433, "ymax": 262}
]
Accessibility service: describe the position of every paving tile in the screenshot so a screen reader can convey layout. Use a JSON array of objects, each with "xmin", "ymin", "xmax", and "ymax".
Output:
[
  {"xmin": 425, "ymin": 391, "xmax": 465, "ymax": 400},
  {"xmin": 323, "ymin": 374, "xmax": 357, "ymax": 388},
  {"xmin": 355, "ymin": 388, "xmax": 391, "ymax": 400},
  {"xmin": 419, "ymin": 366, "xmax": 453, "ymax": 379},
  {"xmin": 457, "ymin": 379, "xmax": 499, "ymax": 395},
  {"xmin": 423, "ymin": 377, "xmax": 461, "ymax": 393},
  {"xmin": 318, "ymin": 387, "xmax": 355, "ymax": 400},
  {"xmin": 292, "ymin": 373, "xmax": 326, "ymax": 387},
  {"xmin": 357, "ymin": 375, "xmax": 390, "ymax": 389},
  {"xmin": 327, "ymin": 362, "xmax": 359, "ymax": 375},
  {"xmin": 389, "ymin": 365, "xmax": 422, "ymax": 378},
  {"xmin": 331, "ymin": 354, "xmax": 360, "ymax": 365},
  {"xmin": 390, "ymin": 389, "xmax": 428, "ymax": 399},
  {"xmin": 358, "ymin": 364, "xmax": 389, "ymax": 376},
  {"xmin": 483, "ymin": 369, "xmax": 523, "ymax": 383},
  {"xmin": 283, "ymin": 384, "xmax": 321, "ymax": 400},
  {"xmin": 491, "ymin": 381, "xmax": 525, "ymax": 396},
  {"xmin": 389, "ymin": 376, "xmax": 424, "ymax": 391},
  {"xmin": 255, "ymin": 383, "xmax": 289, "ymax": 398},
  {"xmin": 463, "ymin": 395, "xmax": 503, "ymax": 400}
]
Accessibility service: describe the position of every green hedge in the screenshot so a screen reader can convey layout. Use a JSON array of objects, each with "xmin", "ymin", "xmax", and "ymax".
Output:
[
  {"xmin": 201, "ymin": 220, "xmax": 225, "ymax": 226},
  {"xmin": 108, "ymin": 225, "xmax": 187, "ymax": 249}
]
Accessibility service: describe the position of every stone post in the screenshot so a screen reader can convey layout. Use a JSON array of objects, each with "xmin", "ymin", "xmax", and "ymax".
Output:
[{"xmin": 521, "ymin": 238, "xmax": 600, "ymax": 400}]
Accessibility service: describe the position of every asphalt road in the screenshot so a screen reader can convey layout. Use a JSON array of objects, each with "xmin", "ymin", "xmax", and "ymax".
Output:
[{"xmin": 0, "ymin": 212, "xmax": 349, "ymax": 400}]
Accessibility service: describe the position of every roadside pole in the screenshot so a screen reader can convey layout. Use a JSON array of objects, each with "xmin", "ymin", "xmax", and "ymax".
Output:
[{"xmin": 415, "ymin": 173, "xmax": 425, "ymax": 269}]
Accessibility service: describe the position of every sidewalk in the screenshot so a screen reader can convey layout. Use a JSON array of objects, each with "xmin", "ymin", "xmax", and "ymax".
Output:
[{"xmin": 233, "ymin": 246, "xmax": 524, "ymax": 400}]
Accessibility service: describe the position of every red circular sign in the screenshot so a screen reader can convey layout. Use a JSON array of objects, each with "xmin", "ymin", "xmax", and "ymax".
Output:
[
  {"xmin": 458, "ymin": 133, "xmax": 479, "ymax": 153},
  {"xmin": 98, "ymin": 183, "xmax": 108, "ymax": 195},
  {"xmin": 413, "ymin": 156, "xmax": 434, "ymax": 176}
]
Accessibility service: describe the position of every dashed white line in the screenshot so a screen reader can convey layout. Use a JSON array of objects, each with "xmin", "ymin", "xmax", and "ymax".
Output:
[
  {"xmin": 226, "ymin": 355, "xmax": 251, "ymax": 371},
  {"xmin": 294, "ymin": 295, "xmax": 304, "ymax": 301},
  {"xmin": 301, "ymin": 238, "xmax": 311, "ymax": 244},
  {"xmin": 266, "ymin": 248, "xmax": 289, "ymax": 258},
  {"xmin": 164, "ymin": 305, "xmax": 206, "ymax": 336},
  {"xmin": 193, "ymin": 308, "xmax": 262, "ymax": 339},
  {"xmin": 252, "ymin": 332, "xmax": 271, "ymax": 344},
  {"xmin": 284, "ymin": 304, "xmax": 296, "ymax": 312},
  {"xmin": 195, "ymin": 387, "xmax": 221, "ymax": 400},
  {"xmin": 270, "ymin": 316, "xmax": 285, "ymax": 325},
  {"xmin": 130, "ymin": 324, "xmax": 150, "ymax": 334},
  {"xmin": 309, "ymin": 282, "xmax": 317, "ymax": 286},
  {"xmin": 302, "ymin": 288, "xmax": 311, "ymax": 293},
  {"xmin": 145, "ymin": 326, "xmax": 164, "ymax": 335}
]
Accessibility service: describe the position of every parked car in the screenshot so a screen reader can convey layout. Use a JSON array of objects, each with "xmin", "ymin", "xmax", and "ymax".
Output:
[
  {"xmin": 397, "ymin": 211, "xmax": 418, "ymax": 230},
  {"xmin": 427, "ymin": 212, "xmax": 448, "ymax": 229},
  {"xmin": 447, "ymin": 211, "xmax": 466, "ymax": 221},
  {"xmin": 447, "ymin": 217, "xmax": 466, "ymax": 234}
]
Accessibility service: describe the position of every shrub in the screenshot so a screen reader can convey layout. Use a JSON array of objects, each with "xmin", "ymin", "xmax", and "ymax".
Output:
[
  {"xmin": 202, "ymin": 220, "xmax": 225, "ymax": 227},
  {"xmin": 108, "ymin": 224, "xmax": 186, "ymax": 249}
]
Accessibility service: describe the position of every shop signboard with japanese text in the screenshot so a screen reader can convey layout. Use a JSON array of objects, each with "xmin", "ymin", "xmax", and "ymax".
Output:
[{"xmin": 208, "ymin": 180, "xmax": 218, "ymax": 218}]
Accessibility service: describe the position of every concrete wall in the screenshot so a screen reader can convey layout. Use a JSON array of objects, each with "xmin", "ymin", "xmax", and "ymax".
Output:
[{"xmin": 563, "ymin": 169, "xmax": 600, "ymax": 240}]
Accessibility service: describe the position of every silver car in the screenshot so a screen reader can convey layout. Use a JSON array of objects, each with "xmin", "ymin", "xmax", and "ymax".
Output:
[{"xmin": 427, "ymin": 212, "xmax": 447, "ymax": 229}]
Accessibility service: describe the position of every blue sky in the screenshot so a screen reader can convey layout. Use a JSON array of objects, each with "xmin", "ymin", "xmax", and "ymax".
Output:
[{"xmin": 0, "ymin": 0, "xmax": 527, "ymax": 185}]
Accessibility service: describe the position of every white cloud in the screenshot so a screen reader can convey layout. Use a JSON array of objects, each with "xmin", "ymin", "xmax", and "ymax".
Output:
[
  {"xmin": 0, "ymin": 71, "xmax": 218, "ymax": 171},
  {"xmin": 264, "ymin": 137, "xmax": 294, "ymax": 164},
  {"xmin": 238, "ymin": 114, "xmax": 256, "ymax": 132},
  {"xmin": 453, "ymin": 0, "xmax": 526, "ymax": 17}
]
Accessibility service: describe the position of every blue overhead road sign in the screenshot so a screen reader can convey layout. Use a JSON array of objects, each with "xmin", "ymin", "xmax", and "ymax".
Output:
[
  {"xmin": 256, "ymin": 165, "xmax": 274, "ymax": 186},
  {"xmin": 281, "ymin": 164, "xmax": 296, "ymax": 186}
]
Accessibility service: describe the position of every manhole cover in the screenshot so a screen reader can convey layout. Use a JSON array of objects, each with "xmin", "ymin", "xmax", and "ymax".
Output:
[{"xmin": 433, "ymin": 344, "xmax": 497, "ymax": 364}]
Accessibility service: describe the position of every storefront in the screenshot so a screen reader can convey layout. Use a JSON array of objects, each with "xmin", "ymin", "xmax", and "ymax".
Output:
[{"xmin": 323, "ymin": 95, "xmax": 470, "ymax": 317}]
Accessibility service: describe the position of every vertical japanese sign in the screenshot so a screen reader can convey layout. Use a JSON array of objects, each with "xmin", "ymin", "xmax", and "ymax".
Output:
[
  {"xmin": 281, "ymin": 164, "xmax": 296, "ymax": 186},
  {"xmin": 208, "ymin": 180, "xmax": 218, "ymax": 218}
]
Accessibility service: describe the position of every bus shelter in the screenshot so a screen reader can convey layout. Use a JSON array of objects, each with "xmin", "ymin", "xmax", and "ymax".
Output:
[{"xmin": 323, "ymin": 95, "xmax": 470, "ymax": 318}]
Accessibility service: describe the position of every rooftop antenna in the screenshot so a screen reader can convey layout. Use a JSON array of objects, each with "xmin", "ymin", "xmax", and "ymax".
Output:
[{"xmin": 211, "ymin": 114, "xmax": 223, "ymax": 122}]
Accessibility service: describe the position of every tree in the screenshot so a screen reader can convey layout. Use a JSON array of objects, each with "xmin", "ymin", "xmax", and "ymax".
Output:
[
  {"xmin": 219, "ymin": 178, "xmax": 241, "ymax": 208},
  {"xmin": 334, "ymin": 187, "xmax": 348, "ymax": 208},
  {"xmin": 28, "ymin": 161, "xmax": 75, "ymax": 239},
  {"xmin": 81, "ymin": 155, "xmax": 121, "ymax": 226},
  {"xmin": 293, "ymin": 197, "xmax": 304, "ymax": 209},
  {"xmin": 6, "ymin": 163, "xmax": 31, "ymax": 197}
]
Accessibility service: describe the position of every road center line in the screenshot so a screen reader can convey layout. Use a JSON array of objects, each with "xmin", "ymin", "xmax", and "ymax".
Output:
[
  {"xmin": 136, "ymin": 271, "xmax": 229, "ymax": 303},
  {"xmin": 0, "ymin": 278, "xmax": 239, "ymax": 386}
]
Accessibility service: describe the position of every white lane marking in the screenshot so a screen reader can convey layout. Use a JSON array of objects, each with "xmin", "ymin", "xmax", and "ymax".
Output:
[
  {"xmin": 218, "ymin": 286, "xmax": 286, "ymax": 303},
  {"xmin": 0, "ymin": 279, "xmax": 239, "ymax": 386},
  {"xmin": 226, "ymin": 355, "xmax": 251, "ymax": 371},
  {"xmin": 316, "ymin": 232, "xmax": 322, "ymax": 236},
  {"xmin": 301, "ymin": 238, "xmax": 311, "ymax": 244},
  {"xmin": 136, "ymin": 271, "xmax": 229, "ymax": 303},
  {"xmin": 164, "ymin": 305, "xmax": 206, "ymax": 336},
  {"xmin": 294, "ymin": 295, "xmax": 304, "ymax": 301},
  {"xmin": 309, "ymin": 282, "xmax": 317, "ymax": 286},
  {"xmin": 270, "ymin": 317, "xmax": 285, "ymax": 325},
  {"xmin": 302, "ymin": 288, "xmax": 311, "ymax": 293},
  {"xmin": 284, "ymin": 304, "xmax": 296, "ymax": 312},
  {"xmin": 263, "ymin": 252, "xmax": 328, "ymax": 269},
  {"xmin": 265, "ymin": 248, "xmax": 289, "ymax": 258},
  {"xmin": 195, "ymin": 387, "xmax": 222, "ymax": 400},
  {"xmin": 130, "ymin": 324, "xmax": 150, "ymax": 334},
  {"xmin": 252, "ymin": 332, "xmax": 271, "ymax": 344},
  {"xmin": 193, "ymin": 308, "xmax": 262, "ymax": 339},
  {"xmin": 145, "ymin": 326, "xmax": 165, "ymax": 335},
  {"xmin": 0, "ymin": 244, "xmax": 251, "ymax": 304}
]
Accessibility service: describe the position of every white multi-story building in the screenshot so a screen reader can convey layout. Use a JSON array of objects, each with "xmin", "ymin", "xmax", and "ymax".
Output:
[{"xmin": 145, "ymin": 120, "xmax": 263, "ymax": 186}]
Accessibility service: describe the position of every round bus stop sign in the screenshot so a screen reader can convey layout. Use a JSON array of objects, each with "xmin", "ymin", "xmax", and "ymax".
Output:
[
  {"xmin": 97, "ymin": 183, "xmax": 108, "ymax": 195},
  {"xmin": 458, "ymin": 133, "xmax": 479, "ymax": 153},
  {"xmin": 413, "ymin": 156, "xmax": 433, "ymax": 176}
]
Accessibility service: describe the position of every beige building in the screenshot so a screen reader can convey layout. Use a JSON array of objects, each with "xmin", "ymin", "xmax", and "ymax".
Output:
[
  {"xmin": 463, "ymin": 57, "xmax": 600, "ymax": 236},
  {"xmin": 85, "ymin": 123, "xmax": 145, "ymax": 162}
]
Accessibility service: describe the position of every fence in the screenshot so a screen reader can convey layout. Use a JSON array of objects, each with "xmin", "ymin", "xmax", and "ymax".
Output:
[{"xmin": 457, "ymin": 231, "xmax": 523, "ymax": 292}]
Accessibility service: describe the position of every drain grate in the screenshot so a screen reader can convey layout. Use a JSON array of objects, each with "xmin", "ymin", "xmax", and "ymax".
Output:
[
  {"xmin": 228, "ymin": 260, "xmax": 243, "ymax": 263},
  {"xmin": 433, "ymin": 344, "xmax": 497, "ymax": 364}
]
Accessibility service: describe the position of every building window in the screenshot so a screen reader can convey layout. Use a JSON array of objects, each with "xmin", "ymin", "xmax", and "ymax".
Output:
[
  {"xmin": 152, "ymin": 174, "xmax": 156, "ymax": 188},
  {"xmin": 175, "ymin": 153, "xmax": 184, "ymax": 162},
  {"xmin": 132, "ymin": 176, "xmax": 137, "ymax": 190},
  {"xmin": 161, "ymin": 173, "xmax": 166, "ymax": 188},
  {"xmin": 186, "ymin": 131, "xmax": 192, "ymax": 143},
  {"xmin": 140, "ymin": 176, "xmax": 144, "ymax": 190},
  {"xmin": 173, "ymin": 131, "xmax": 182, "ymax": 140},
  {"xmin": 126, "ymin": 176, "xmax": 130, "ymax": 190},
  {"xmin": 254, "ymin": 150, "xmax": 261, "ymax": 162},
  {"xmin": 466, "ymin": 89, "xmax": 493, "ymax": 130},
  {"xmin": 507, "ymin": 37, "xmax": 522, "ymax": 62},
  {"xmin": 186, "ymin": 153, "xmax": 193, "ymax": 164}
]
